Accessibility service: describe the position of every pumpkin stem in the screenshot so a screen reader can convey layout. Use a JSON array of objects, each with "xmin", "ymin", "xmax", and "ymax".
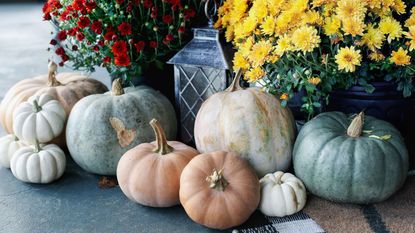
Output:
[
  {"xmin": 347, "ymin": 112, "xmax": 365, "ymax": 138},
  {"xmin": 226, "ymin": 69, "xmax": 243, "ymax": 92},
  {"xmin": 32, "ymin": 100, "xmax": 42, "ymax": 113},
  {"xmin": 34, "ymin": 140, "xmax": 41, "ymax": 153},
  {"xmin": 206, "ymin": 168, "xmax": 228, "ymax": 191},
  {"xmin": 47, "ymin": 61, "xmax": 62, "ymax": 87},
  {"xmin": 150, "ymin": 119, "xmax": 173, "ymax": 155},
  {"xmin": 13, "ymin": 135, "xmax": 19, "ymax": 141},
  {"xmin": 112, "ymin": 78, "xmax": 125, "ymax": 96}
]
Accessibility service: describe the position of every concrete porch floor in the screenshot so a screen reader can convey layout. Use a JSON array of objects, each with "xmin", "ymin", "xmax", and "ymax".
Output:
[{"xmin": 0, "ymin": 3, "xmax": 221, "ymax": 233}]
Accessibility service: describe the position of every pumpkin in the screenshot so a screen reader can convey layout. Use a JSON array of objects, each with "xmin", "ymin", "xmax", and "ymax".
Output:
[
  {"xmin": 0, "ymin": 134, "xmax": 28, "ymax": 168},
  {"xmin": 13, "ymin": 94, "xmax": 66, "ymax": 144},
  {"xmin": 259, "ymin": 171, "xmax": 307, "ymax": 217},
  {"xmin": 0, "ymin": 61, "xmax": 108, "ymax": 146},
  {"xmin": 11, "ymin": 142, "xmax": 66, "ymax": 184},
  {"xmin": 179, "ymin": 151, "xmax": 260, "ymax": 230},
  {"xmin": 194, "ymin": 70, "xmax": 296, "ymax": 176},
  {"xmin": 293, "ymin": 111, "xmax": 409, "ymax": 204},
  {"xmin": 67, "ymin": 79, "xmax": 177, "ymax": 175},
  {"xmin": 117, "ymin": 119, "xmax": 199, "ymax": 207}
]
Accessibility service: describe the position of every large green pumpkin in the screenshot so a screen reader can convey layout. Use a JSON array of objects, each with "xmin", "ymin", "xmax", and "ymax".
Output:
[
  {"xmin": 293, "ymin": 111, "xmax": 408, "ymax": 204},
  {"xmin": 66, "ymin": 79, "xmax": 177, "ymax": 175}
]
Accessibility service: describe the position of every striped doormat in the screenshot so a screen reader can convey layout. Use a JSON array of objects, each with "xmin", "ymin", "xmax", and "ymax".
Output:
[{"xmin": 233, "ymin": 211, "xmax": 326, "ymax": 233}]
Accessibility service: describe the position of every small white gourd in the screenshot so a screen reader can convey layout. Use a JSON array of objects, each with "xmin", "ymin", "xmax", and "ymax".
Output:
[
  {"xmin": 0, "ymin": 134, "xmax": 28, "ymax": 168},
  {"xmin": 259, "ymin": 171, "xmax": 307, "ymax": 217}
]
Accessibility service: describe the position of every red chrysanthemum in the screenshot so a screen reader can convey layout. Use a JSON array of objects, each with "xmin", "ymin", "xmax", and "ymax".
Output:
[
  {"xmin": 85, "ymin": 1, "xmax": 97, "ymax": 12},
  {"xmin": 184, "ymin": 9, "xmax": 196, "ymax": 20},
  {"xmin": 112, "ymin": 41, "xmax": 128, "ymax": 55},
  {"xmin": 91, "ymin": 21, "xmax": 103, "ymax": 34},
  {"xmin": 165, "ymin": 34, "xmax": 174, "ymax": 41},
  {"xmin": 178, "ymin": 27, "xmax": 185, "ymax": 33},
  {"xmin": 134, "ymin": 41, "xmax": 145, "ymax": 52},
  {"xmin": 115, "ymin": 53, "xmax": 131, "ymax": 67},
  {"xmin": 102, "ymin": 56, "xmax": 111, "ymax": 63},
  {"xmin": 149, "ymin": 41, "xmax": 158, "ymax": 48},
  {"xmin": 72, "ymin": 0, "xmax": 86, "ymax": 11},
  {"xmin": 57, "ymin": 30, "xmax": 67, "ymax": 41},
  {"xmin": 143, "ymin": 0, "xmax": 153, "ymax": 9},
  {"xmin": 67, "ymin": 28, "xmax": 77, "ymax": 36},
  {"xmin": 162, "ymin": 15, "xmax": 173, "ymax": 24},
  {"xmin": 76, "ymin": 32, "xmax": 85, "ymax": 41},
  {"xmin": 93, "ymin": 45, "xmax": 100, "ymax": 52},
  {"xmin": 55, "ymin": 47, "xmax": 65, "ymax": 56},
  {"xmin": 118, "ymin": 22, "xmax": 132, "ymax": 36},
  {"xmin": 77, "ymin": 16, "xmax": 90, "ymax": 28}
]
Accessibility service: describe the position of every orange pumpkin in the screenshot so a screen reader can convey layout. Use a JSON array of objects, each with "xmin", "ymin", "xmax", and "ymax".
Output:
[
  {"xmin": 180, "ymin": 151, "xmax": 260, "ymax": 230},
  {"xmin": 117, "ymin": 119, "xmax": 198, "ymax": 207},
  {"xmin": 0, "ymin": 62, "xmax": 108, "ymax": 146}
]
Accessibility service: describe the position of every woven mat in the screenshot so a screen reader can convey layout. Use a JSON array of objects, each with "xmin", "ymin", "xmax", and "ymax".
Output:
[{"xmin": 234, "ymin": 174, "xmax": 415, "ymax": 233}]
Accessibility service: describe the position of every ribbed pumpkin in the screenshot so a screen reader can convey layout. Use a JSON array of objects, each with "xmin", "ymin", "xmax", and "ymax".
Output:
[
  {"xmin": 293, "ymin": 111, "xmax": 409, "ymax": 204},
  {"xmin": 117, "ymin": 119, "xmax": 199, "ymax": 207},
  {"xmin": 0, "ymin": 134, "xmax": 28, "ymax": 168},
  {"xmin": 67, "ymin": 79, "xmax": 177, "ymax": 175},
  {"xmin": 180, "ymin": 151, "xmax": 260, "ymax": 230},
  {"xmin": 194, "ymin": 70, "xmax": 296, "ymax": 176},
  {"xmin": 0, "ymin": 62, "xmax": 108, "ymax": 146}
]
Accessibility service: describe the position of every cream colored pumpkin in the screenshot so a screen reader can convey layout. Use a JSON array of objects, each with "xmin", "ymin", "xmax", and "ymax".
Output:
[
  {"xmin": 13, "ymin": 94, "xmax": 66, "ymax": 143},
  {"xmin": 11, "ymin": 143, "xmax": 66, "ymax": 183},
  {"xmin": 0, "ymin": 62, "xmax": 108, "ymax": 146},
  {"xmin": 0, "ymin": 134, "xmax": 28, "ymax": 168},
  {"xmin": 259, "ymin": 171, "xmax": 307, "ymax": 217},
  {"xmin": 194, "ymin": 70, "xmax": 296, "ymax": 176}
]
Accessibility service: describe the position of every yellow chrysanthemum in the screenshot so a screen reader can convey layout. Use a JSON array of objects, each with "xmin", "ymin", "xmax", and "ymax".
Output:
[
  {"xmin": 308, "ymin": 77, "xmax": 321, "ymax": 85},
  {"xmin": 248, "ymin": 41, "xmax": 273, "ymax": 67},
  {"xmin": 224, "ymin": 25, "xmax": 235, "ymax": 42},
  {"xmin": 292, "ymin": 0, "xmax": 309, "ymax": 11},
  {"xmin": 249, "ymin": 0, "xmax": 268, "ymax": 22},
  {"xmin": 368, "ymin": 51, "xmax": 385, "ymax": 61},
  {"xmin": 406, "ymin": 8, "xmax": 415, "ymax": 27},
  {"xmin": 229, "ymin": 0, "xmax": 248, "ymax": 25},
  {"xmin": 267, "ymin": 0, "xmax": 285, "ymax": 16},
  {"xmin": 233, "ymin": 52, "xmax": 250, "ymax": 70},
  {"xmin": 239, "ymin": 37, "xmax": 255, "ymax": 57},
  {"xmin": 390, "ymin": 47, "xmax": 411, "ymax": 66},
  {"xmin": 280, "ymin": 93, "xmax": 289, "ymax": 100},
  {"xmin": 336, "ymin": 0, "xmax": 367, "ymax": 20},
  {"xmin": 261, "ymin": 17, "xmax": 276, "ymax": 36},
  {"xmin": 342, "ymin": 17, "xmax": 366, "ymax": 37},
  {"xmin": 323, "ymin": 15, "xmax": 341, "ymax": 36},
  {"xmin": 291, "ymin": 25, "xmax": 321, "ymax": 53},
  {"xmin": 274, "ymin": 35, "xmax": 292, "ymax": 56},
  {"xmin": 365, "ymin": 0, "xmax": 382, "ymax": 9},
  {"xmin": 404, "ymin": 25, "xmax": 415, "ymax": 51},
  {"xmin": 362, "ymin": 24, "xmax": 385, "ymax": 51},
  {"xmin": 234, "ymin": 16, "xmax": 257, "ymax": 40},
  {"xmin": 302, "ymin": 10, "xmax": 323, "ymax": 25},
  {"xmin": 335, "ymin": 46, "xmax": 362, "ymax": 72},
  {"xmin": 379, "ymin": 17, "xmax": 403, "ymax": 43},
  {"xmin": 392, "ymin": 0, "xmax": 406, "ymax": 15},
  {"xmin": 245, "ymin": 67, "xmax": 265, "ymax": 82},
  {"xmin": 275, "ymin": 11, "xmax": 293, "ymax": 35}
]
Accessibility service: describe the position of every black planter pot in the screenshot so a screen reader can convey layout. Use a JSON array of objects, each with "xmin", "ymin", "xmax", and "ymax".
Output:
[{"xmin": 326, "ymin": 81, "xmax": 415, "ymax": 169}]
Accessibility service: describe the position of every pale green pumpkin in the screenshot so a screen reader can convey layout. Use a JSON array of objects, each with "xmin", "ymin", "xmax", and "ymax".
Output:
[
  {"xmin": 194, "ymin": 70, "xmax": 296, "ymax": 177},
  {"xmin": 66, "ymin": 79, "xmax": 177, "ymax": 175},
  {"xmin": 293, "ymin": 111, "xmax": 408, "ymax": 204}
]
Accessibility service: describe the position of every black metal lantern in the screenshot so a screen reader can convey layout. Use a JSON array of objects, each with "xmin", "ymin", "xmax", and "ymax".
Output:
[{"xmin": 167, "ymin": 1, "xmax": 233, "ymax": 144}]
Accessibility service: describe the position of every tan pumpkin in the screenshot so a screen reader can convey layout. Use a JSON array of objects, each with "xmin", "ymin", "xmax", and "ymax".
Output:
[
  {"xmin": 117, "ymin": 119, "xmax": 199, "ymax": 207},
  {"xmin": 194, "ymin": 70, "xmax": 296, "ymax": 176},
  {"xmin": 180, "ymin": 151, "xmax": 260, "ymax": 230},
  {"xmin": 0, "ymin": 61, "xmax": 108, "ymax": 146}
]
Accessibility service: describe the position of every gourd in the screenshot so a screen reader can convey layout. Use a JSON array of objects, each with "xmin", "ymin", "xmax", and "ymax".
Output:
[
  {"xmin": 0, "ymin": 61, "xmax": 108, "ymax": 146},
  {"xmin": 293, "ymin": 111, "xmax": 409, "ymax": 204},
  {"xmin": 0, "ymin": 134, "xmax": 28, "ymax": 168},
  {"xmin": 194, "ymin": 70, "xmax": 296, "ymax": 176},
  {"xmin": 259, "ymin": 171, "xmax": 307, "ymax": 217},
  {"xmin": 117, "ymin": 119, "xmax": 199, "ymax": 207},
  {"xmin": 180, "ymin": 151, "xmax": 260, "ymax": 230},
  {"xmin": 67, "ymin": 79, "xmax": 177, "ymax": 175},
  {"xmin": 13, "ymin": 94, "xmax": 66, "ymax": 143},
  {"xmin": 11, "ymin": 142, "xmax": 66, "ymax": 184}
]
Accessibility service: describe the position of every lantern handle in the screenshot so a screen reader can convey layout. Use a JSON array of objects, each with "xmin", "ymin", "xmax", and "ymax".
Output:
[{"xmin": 204, "ymin": 0, "xmax": 218, "ymax": 27}]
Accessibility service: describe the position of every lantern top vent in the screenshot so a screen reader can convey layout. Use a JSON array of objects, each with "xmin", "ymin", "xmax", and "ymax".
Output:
[{"xmin": 167, "ymin": 28, "xmax": 232, "ymax": 70}]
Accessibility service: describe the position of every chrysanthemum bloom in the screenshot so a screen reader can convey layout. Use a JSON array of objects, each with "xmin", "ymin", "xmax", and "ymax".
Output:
[
  {"xmin": 335, "ymin": 46, "xmax": 362, "ymax": 72},
  {"xmin": 390, "ymin": 47, "xmax": 411, "ymax": 66},
  {"xmin": 291, "ymin": 25, "xmax": 321, "ymax": 53}
]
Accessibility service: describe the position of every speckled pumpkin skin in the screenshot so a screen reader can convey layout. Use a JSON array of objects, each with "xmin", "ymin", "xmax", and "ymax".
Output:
[
  {"xmin": 194, "ymin": 87, "xmax": 296, "ymax": 177},
  {"xmin": 293, "ymin": 112, "xmax": 409, "ymax": 204},
  {"xmin": 66, "ymin": 86, "xmax": 177, "ymax": 175}
]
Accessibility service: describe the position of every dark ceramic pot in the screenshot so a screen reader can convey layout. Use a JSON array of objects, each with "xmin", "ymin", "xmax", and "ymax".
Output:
[{"xmin": 326, "ymin": 81, "xmax": 415, "ymax": 169}]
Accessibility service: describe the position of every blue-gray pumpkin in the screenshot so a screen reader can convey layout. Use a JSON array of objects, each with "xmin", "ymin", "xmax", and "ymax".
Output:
[
  {"xmin": 293, "ymin": 111, "xmax": 408, "ymax": 204},
  {"xmin": 66, "ymin": 79, "xmax": 177, "ymax": 175}
]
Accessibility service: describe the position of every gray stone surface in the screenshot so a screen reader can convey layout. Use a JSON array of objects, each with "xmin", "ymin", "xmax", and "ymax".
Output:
[{"xmin": 0, "ymin": 3, "xmax": 222, "ymax": 233}]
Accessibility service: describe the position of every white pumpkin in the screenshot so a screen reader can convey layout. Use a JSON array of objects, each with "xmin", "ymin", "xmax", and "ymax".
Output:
[
  {"xmin": 11, "ymin": 143, "xmax": 66, "ymax": 183},
  {"xmin": 0, "ymin": 134, "xmax": 28, "ymax": 168},
  {"xmin": 13, "ymin": 94, "xmax": 66, "ymax": 143},
  {"xmin": 259, "ymin": 171, "xmax": 307, "ymax": 217}
]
